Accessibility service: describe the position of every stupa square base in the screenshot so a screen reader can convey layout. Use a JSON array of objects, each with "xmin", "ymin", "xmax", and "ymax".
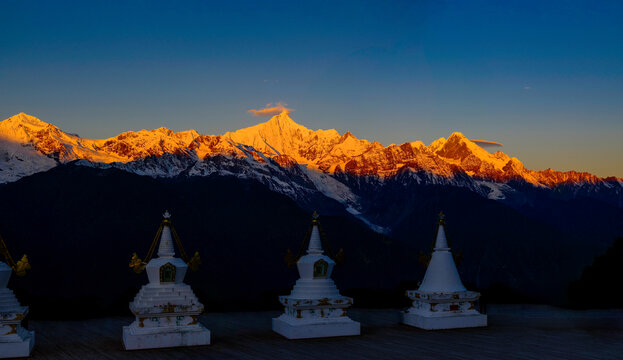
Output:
[
  {"xmin": 272, "ymin": 316, "xmax": 360, "ymax": 339},
  {"xmin": 0, "ymin": 330, "xmax": 35, "ymax": 358},
  {"xmin": 402, "ymin": 312, "xmax": 487, "ymax": 330},
  {"xmin": 122, "ymin": 325, "xmax": 210, "ymax": 350}
]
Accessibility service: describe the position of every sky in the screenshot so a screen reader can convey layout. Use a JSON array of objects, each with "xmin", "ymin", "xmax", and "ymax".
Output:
[{"xmin": 1, "ymin": 0, "xmax": 622, "ymax": 177}]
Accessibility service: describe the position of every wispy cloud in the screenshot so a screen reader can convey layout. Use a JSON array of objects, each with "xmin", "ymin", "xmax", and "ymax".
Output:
[
  {"xmin": 471, "ymin": 139, "xmax": 504, "ymax": 148},
  {"xmin": 248, "ymin": 102, "xmax": 294, "ymax": 117},
  {"xmin": 523, "ymin": 85, "xmax": 532, "ymax": 91}
]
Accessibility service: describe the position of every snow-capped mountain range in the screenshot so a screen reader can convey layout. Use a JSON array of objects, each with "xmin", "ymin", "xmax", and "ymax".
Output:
[{"xmin": 1, "ymin": 112, "xmax": 621, "ymax": 233}]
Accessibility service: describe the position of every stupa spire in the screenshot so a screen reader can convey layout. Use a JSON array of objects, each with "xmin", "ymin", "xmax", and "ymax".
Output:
[
  {"xmin": 157, "ymin": 211, "xmax": 175, "ymax": 257},
  {"xmin": 285, "ymin": 211, "xmax": 344, "ymax": 267},
  {"xmin": 129, "ymin": 210, "xmax": 201, "ymax": 274},
  {"xmin": 307, "ymin": 212, "xmax": 324, "ymax": 255},
  {"xmin": 434, "ymin": 211, "xmax": 449, "ymax": 250}
]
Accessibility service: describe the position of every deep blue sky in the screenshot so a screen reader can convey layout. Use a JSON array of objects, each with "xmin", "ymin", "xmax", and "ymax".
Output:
[{"xmin": 1, "ymin": 1, "xmax": 622, "ymax": 176}]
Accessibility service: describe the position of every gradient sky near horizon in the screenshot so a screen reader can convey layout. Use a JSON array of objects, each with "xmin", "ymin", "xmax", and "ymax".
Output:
[{"xmin": 1, "ymin": 1, "xmax": 622, "ymax": 177}]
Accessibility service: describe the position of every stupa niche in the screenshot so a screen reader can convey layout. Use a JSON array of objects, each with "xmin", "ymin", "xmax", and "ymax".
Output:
[
  {"xmin": 0, "ymin": 233, "xmax": 33, "ymax": 358},
  {"xmin": 273, "ymin": 212, "xmax": 360, "ymax": 339},
  {"xmin": 402, "ymin": 212, "xmax": 487, "ymax": 330},
  {"xmin": 123, "ymin": 211, "xmax": 210, "ymax": 350}
]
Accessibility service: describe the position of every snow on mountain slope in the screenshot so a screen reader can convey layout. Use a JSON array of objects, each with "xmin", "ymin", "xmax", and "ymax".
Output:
[
  {"xmin": 476, "ymin": 180, "xmax": 515, "ymax": 200},
  {"xmin": 0, "ymin": 137, "xmax": 57, "ymax": 183},
  {"xmin": 300, "ymin": 164, "xmax": 362, "ymax": 213}
]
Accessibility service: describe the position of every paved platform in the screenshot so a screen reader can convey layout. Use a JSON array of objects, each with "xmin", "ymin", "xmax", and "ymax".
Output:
[{"xmin": 25, "ymin": 305, "xmax": 623, "ymax": 359}]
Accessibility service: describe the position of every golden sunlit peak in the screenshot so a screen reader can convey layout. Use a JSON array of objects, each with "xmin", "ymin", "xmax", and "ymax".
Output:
[
  {"xmin": 4, "ymin": 112, "xmax": 50, "ymax": 128},
  {"xmin": 448, "ymin": 132, "xmax": 467, "ymax": 140},
  {"xmin": 267, "ymin": 110, "xmax": 295, "ymax": 123}
]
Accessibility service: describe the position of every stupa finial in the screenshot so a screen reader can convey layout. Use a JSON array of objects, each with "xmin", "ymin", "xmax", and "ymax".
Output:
[
  {"xmin": 438, "ymin": 211, "xmax": 445, "ymax": 225},
  {"xmin": 163, "ymin": 210, "xmax": 171, "ymax": 219}
]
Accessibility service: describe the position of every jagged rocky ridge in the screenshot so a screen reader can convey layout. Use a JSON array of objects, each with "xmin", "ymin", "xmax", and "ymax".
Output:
[{"xmin": 1, "ymin": 112, "xmax": 622, "ymax": 233}]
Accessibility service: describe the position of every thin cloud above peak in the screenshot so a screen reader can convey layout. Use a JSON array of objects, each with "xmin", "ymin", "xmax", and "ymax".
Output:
[
  {"xmin": 248, "ymin": 102, "xmax": 294, "ymax": 117},
  {"xmin": 471, "ymin": 139, "xmax": 504, "ymax": 148}
]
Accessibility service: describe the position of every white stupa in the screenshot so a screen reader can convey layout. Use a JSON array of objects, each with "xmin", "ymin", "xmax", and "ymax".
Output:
[
  {"xmin": 0, "ymin": 235, "xmax": 34, "ymax": 358},
  {"xmin": 273, "ymin": 212, "xmax": 360, "ymax": 339},
  {"xmin": 402, "ymin": 212, "xmax": 487, "ymax": 330},
  {"xmin": 123, "ymin": 211, "xmax": 210, "ymax": 350}
]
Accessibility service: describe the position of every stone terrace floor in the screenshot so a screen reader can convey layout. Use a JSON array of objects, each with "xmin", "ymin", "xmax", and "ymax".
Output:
[{"xmin": 25, "ymin": 305, "xmax": 623, "ymax": 360}]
